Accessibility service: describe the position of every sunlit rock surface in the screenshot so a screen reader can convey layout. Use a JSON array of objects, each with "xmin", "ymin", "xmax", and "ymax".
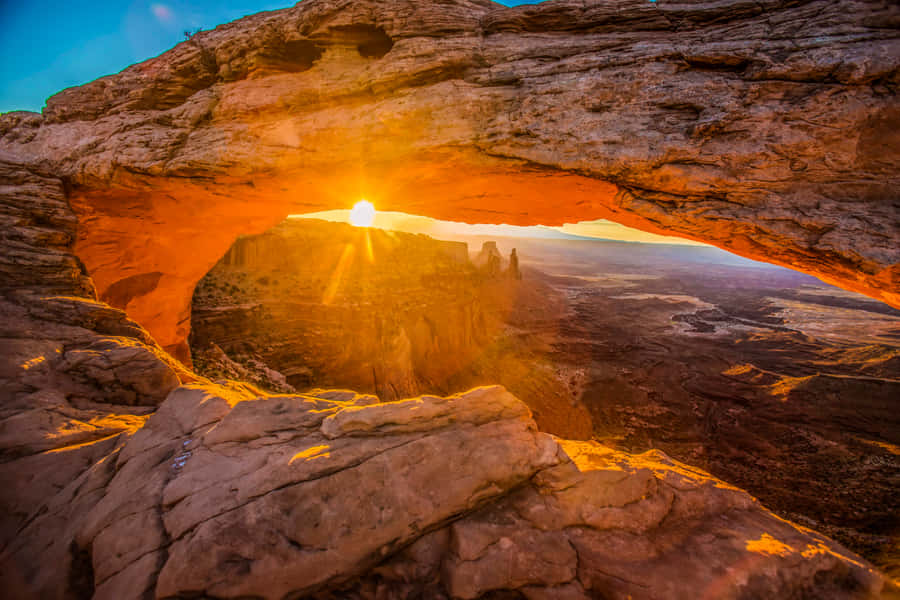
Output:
[
  {"xmin": 0, "ymin": 0, "xmax": 899, "ymax": 596},
  {"xmin": 0, "ymin": 157, "xmax": 895, "ymax": 596},
  {"xmin": 2, "ymin": 383, "xmax": 893, "ymax": 600},
  {"xmin": 1, "ymin": 0, "xmax": 898, "ymax": 358}
]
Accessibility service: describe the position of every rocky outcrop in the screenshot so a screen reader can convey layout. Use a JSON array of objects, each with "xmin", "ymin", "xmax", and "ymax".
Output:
[
  {"xmin": 0, "ymin": 156, "xmax": 94, "ymax": 298},
  {"xmin": 0, "ymin": 0, "xmax": 898, "ymax": 596},
  {"xmin": 2, "ymin": 384, "xmax": 893, "ymax": 599},
  {"xmin": 358, "ymin": 437, "xmax": 890, "ymax": 600},
  {"xmin": 191, "ymin": 219, "xmax": 492, "ymax": 400},
  {"xmin": 508, "ymin": 247, "xmax": 522, "ymax": 280},
  {"xmin": 475, "ymin": 241, "xmax": 504, "ymax": 277},
  {"xmin": 0, "ymin": 158, "xmax": 895, "ymax": 598},
  {"xmin": 0, "ymin": 157, "xmax": 192, "ymax": 558},
  {"xmin": 1, "ymin": 0, "xmax": 897, "ymax": 357},
  {"xmin": 0, "ymin": 158, "xmax": 189, "ymax": 409}
]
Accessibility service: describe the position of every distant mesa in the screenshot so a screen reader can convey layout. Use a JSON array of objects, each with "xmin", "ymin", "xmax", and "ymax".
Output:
[{"xmin": 190, "ymin": 219, "xmax": 541, "ymax": 407}]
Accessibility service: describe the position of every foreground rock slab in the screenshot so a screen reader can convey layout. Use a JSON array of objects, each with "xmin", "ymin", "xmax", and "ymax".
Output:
[{"xmin": 1, "ymin": 384, "xmax": 893, "ymax": 599}]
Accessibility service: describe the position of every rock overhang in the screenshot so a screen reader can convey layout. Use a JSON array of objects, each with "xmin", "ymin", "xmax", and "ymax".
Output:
[{"xmin": 1, "ymin": 0, "xmax": 898, "ymax": 362}]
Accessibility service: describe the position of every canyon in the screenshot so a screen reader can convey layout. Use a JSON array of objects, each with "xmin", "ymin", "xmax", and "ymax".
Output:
[
  {"xmin": 190, "ymin": 219, "xmax": 900, "ymax": 578},
  {"xmin": 0, "ymin": 0, "xmax": 898, "ymax": 597},
  {"xmin": 189, "ymin": 219, "xmax": 594, "ymax": 437}
]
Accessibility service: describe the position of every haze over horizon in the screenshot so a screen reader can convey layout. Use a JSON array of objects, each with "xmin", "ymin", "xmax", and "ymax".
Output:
[{"xmin": 291, "ymin": 209, "xmax": 712, "ymax": 247}]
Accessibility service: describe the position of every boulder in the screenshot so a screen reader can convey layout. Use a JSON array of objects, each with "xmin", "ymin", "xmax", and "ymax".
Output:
[{"xmin": 2, "ymin": 385, "xmax": 893, "ymax": 599}]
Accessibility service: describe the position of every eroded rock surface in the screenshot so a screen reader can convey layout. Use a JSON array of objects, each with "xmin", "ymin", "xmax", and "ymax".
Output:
[
  {"xmin": 0, "ymin": 171, "xmax": 893, "ymax": 595},
  {"xmin": 0, "ymin": 157, "xmax": 190, "ymax": 560},
  {"xmin": 2, "ymin": 384, "xmax": 893, "ymax": 600},
  {"xmin": 1, "ymin": 1, "xmax": 898, "ymax": 597},
  {"xmin": 1, "ymin": 0, "xmax": 897, "ymax": 357}
]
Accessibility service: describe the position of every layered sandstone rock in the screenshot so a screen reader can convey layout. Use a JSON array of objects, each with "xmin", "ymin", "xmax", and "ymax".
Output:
[
  {"xmin": 2, "ymin": 384, "xmax": 893, "ymax": 599},
  {"xmin": 1, "ymin": 0, "xmax": 897, "ymax": 358},
  {"xmin": 191, "ymin": 219, "xmax": 491, "ymax": 398},
  {"xmin": 0, "ymin": 157, "xmax": 191, "ymax": 558},
  {"xmin": 0, "ymin": 0, "xmax": 898, "ymax": 597},
  {"xmin": 0, "ymin": 157, "xmax": 894, "ymax": 596}
]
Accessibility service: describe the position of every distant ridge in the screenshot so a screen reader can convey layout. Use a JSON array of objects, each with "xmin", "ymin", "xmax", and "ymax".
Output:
[{"xmin": 290, "ymin": 211, "xmax": 708, "ymax": 246}]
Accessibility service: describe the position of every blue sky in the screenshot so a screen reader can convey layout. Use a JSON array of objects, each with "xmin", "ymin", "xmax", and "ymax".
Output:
[{"xmin": 0, "ymin": 0, "xmax": 540, "ymax": 113}]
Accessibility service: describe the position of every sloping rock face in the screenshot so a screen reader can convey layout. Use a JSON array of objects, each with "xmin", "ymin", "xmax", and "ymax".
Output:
[
  {"xmin": 2, "ymin": 384, "xmax": 893, "ymax": 600},
  {"xmin": 0, "ymin": 157, "xmax": 895, "ymax": 598},
  {"xmin": 2, "ymin": 0, "xmax": 898, "ymax": 359},
  {"xmin": 0, "ymin": 157, "xmax": 191, "ymax": 566}
]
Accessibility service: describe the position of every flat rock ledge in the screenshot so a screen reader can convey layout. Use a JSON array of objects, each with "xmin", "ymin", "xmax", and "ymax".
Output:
[{"xmin": 1, "ymin": 384, "xmax": 893, "ymax": 600}]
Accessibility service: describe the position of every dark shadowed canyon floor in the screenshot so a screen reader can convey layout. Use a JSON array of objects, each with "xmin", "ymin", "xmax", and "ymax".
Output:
[{"xmin": 190, "ymin": 219, "xmax": 900, "ymax": 578}]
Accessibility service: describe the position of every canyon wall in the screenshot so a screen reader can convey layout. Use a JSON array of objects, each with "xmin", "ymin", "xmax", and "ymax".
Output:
[
  {"xmin": 190, "ymin": 219, "xmax": 592, "ymax": 437},
  {"xmin": 0, "ymin": 157, "xmax": 895, "ymax": 597},
  {"xmin": 192, "ymin": 220, "xmax": 494, "ymax": 399},
  {"xmin": 0, "ymin": 0, "xmax": 897, "ymax": 360}
]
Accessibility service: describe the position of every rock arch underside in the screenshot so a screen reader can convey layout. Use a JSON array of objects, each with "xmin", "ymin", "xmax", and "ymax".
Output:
[{"xmin": 1, "ymin": 0, "xmax": 899, "ymax": 598}]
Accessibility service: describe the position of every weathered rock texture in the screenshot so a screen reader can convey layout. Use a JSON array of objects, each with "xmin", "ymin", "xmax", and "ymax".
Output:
[
  {"xmin": 0, "ymin": 155, "xmax": 200, "ymax": 593},
  {"xmin": 1, "ymin": 0, "xmax": 899, "ymax": 596},
  {"xmin": 0, "ymin": 156, "xmax": 895, "ymax": 598},
  {"xmin": 0, "ymin": 153, "xmax": 190, "ymax": 520},
  {"xmin": 2, "ymin": 0, "xmax": 898, "ymax": 359},
  {"xmin": 191, "ymin": 219, "xmax": 494, "ymax": 401},
  {"xmin": 2, "ymin": 384, "xmax": 894, "ymax": 600}
]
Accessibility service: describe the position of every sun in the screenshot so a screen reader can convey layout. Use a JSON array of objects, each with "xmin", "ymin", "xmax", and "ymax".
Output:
[{"xmin": 349, "ymin": 200, "xmax": 376, "ymax": 227}]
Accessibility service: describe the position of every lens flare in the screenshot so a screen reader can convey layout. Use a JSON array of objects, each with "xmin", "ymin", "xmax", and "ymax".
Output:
[{"xmin": 349, "ymin": 200, "xmax": 376, "ymax": 227}]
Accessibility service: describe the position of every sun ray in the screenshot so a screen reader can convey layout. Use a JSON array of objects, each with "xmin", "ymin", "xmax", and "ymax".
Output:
[
  {"xmin": 322, "ymin": 243, "xmax": 356, "ymax": 305},
  {"xmin": 364, "ymin": 228, "xmax": 375, "ymax": 263}
]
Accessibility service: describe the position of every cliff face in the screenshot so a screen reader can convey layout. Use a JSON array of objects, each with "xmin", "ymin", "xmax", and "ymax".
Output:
[
  {"xmin": 0, "ymin": 157, "xmax": 895, "ymax": 598},
  {"xmin": 190, "ymin": 219, "xmax": 592, "ymax": 437},
  {"xmin": 1, "ymin": 0, "xmax": 898, "ymax": 360},
  {"xmin": 192, "ymin": 220, "xmax": 492, "ymax": 400}
]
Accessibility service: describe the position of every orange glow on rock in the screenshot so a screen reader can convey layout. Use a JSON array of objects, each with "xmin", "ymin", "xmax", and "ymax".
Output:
[
  {"xmin": 289, "ymin": 445, "xmax": 332, "ymax": 464},
  {"xmin": 745, "ymin": 533, "xmax": 795, "ymax": 557},
  {"xmin": 322, "ymin": 243, "xmax": 356, "ymax": 306},
  {"xmin": 21, "ymin": 356, "xmax": 46, "ymax": 370}
]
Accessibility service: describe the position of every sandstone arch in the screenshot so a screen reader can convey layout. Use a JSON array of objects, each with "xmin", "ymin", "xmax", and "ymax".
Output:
[{"xmin": 1, "ymin": 0, "xmax": 897, "ymax": 362}]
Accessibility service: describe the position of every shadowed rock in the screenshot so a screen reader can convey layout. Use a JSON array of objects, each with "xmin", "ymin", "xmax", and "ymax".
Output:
[{"xmin": 1, "ymin": 384, "xmax": 894, "ymax": 599}]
